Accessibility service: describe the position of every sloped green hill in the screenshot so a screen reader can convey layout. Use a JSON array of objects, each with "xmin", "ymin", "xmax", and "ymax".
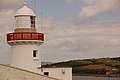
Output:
[{"xmin": 42, "ymin": 57, "xmax": 120, "ymax": 75}]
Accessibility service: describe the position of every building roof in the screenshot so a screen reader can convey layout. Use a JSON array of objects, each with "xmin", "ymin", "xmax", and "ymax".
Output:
[
  {"xmin": 15, "ymin": 3, "xmax": 35, "ymax": 16},
  {"xmin": 0, "ymin": 64, "xmax": 59, "ymax": 80}
]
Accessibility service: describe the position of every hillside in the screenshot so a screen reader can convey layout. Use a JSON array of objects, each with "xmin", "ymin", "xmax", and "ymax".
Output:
[
  {"xmin": 42, "ymin": 57, "xmax": 120, "ymax": 76},
  {"xmin": 80, "ymin": 65, "xmax": 113, "ymax": 69}
]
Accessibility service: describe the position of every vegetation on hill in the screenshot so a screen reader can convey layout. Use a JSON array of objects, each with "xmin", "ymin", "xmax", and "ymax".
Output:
[{"xmin": 42, "ymin": 57, "xmax": 120, "ymax": 75}]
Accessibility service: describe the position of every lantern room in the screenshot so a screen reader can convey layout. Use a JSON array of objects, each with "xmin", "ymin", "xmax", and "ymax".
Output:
[{"xmin": 15, "ymin": 3, "xmax": 36, "ymax": 29}]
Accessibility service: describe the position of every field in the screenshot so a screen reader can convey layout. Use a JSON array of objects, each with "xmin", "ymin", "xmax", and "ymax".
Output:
[{"xmin": 80, "ymin": 65, "xmax": 113, "ymax": 70}]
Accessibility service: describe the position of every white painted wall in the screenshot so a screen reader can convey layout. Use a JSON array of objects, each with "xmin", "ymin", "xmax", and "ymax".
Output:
[
  {"xmin": 11, "ymin": 44, "xmax": 41, "ymax": 73},
  {"xmin": 40, "ymin": 68, "xmax": 72, "ymax": 80}
]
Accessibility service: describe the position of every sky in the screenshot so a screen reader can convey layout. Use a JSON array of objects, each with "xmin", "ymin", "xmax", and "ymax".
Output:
[{"xmin": 0, "ymin": 0, "xmax": 120, "ymax": 63}]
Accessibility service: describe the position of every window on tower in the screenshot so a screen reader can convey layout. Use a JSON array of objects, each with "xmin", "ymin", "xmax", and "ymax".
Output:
[
  {"xmin": 30, "ymin": 16, "xmax": 35, "ymax": 28},
  {"xmin": 33, "ymin": 50, "xmax": 37, "ymax": 57},
  {"xmin": 33, "ymin": 50, "xmax": 39, "ymax": 60}
]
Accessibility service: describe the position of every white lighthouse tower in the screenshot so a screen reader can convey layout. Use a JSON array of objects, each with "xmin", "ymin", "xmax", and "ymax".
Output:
[{"xmin": 7, "ymin": 3, "xmax": 44, "ymax": 73}]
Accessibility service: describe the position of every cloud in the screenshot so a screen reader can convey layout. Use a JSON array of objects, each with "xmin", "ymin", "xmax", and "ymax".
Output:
[
  {"xmin": 0, "ymin": 0, "xmax": 23, "ymax": 63},
  {"xmin": 43, "ymin": 21, "xmax": 120, "ymax": 52},
  {"xmin": 66, "ymin": 0, "xmax": 75, "ymax": 4},
  {"xmin": 0, "ymin": 10, "xmax": 15, "ymax": 34},
  {"xmin": 39, "ymin": 17, "xmax": 120, "ymax": 62},
  {"xmin": 82, "ymin": 0, "xmax": 94, "ymax": 5},
  {"xmin": 66, "ymin": 0, "xmax": 94, "ymax": 4},
  {"xmin": 75, "ymin": 0, "xmax": 120, "ymax": 24},
  {"xmin": 0, "ymin": 0, "xmax": 24, "ymax": 10},
  {"xmin": 0, "ymin": 10, "xmax": 15, "ymax": 63}
]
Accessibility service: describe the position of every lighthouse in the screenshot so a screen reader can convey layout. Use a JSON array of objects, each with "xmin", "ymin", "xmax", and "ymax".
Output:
[{"xmin": 6, "ymin": 3, "xmax": 44, "ymax": 73}]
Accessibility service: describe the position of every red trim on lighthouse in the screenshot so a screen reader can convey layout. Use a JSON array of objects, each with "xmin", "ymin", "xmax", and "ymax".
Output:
[{"xmin": 7, "ymin": 32, "xmax": 44, "ymax": 41}]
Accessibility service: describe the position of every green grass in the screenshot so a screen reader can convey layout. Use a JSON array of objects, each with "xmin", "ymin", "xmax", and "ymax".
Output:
[{"xmin": 80, "ymin": 65, "xmax": 113, "ymax": 70}]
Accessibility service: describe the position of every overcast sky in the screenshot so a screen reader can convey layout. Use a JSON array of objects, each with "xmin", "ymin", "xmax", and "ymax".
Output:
[{"xmin": 0, "ymin": 0, "xmax": 120, "ymax": 63}]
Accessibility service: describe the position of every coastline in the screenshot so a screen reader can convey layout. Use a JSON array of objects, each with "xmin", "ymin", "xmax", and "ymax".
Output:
[{"xmin": 73, "ymin": 74, "xmax": 120, "ymax": 78}]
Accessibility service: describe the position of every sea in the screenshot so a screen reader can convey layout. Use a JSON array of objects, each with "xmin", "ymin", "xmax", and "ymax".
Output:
[{"xmin": 72, "ymin": 76, "xmax": 120, "ymax": 80}]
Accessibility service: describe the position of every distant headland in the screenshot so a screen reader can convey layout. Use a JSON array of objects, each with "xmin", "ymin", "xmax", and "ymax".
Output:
[{"xmin": 42, "ymin": 57, "xmax": 120, "ymax": 77}]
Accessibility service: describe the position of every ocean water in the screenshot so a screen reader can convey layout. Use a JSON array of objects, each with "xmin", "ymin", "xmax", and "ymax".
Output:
[{"xmin": 72, "ymin": 76, "xmax": 120, "ymax": 80}]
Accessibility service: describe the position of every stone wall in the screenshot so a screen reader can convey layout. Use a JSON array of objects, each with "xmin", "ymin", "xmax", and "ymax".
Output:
[{"xmin": 0, "ymin": 64, "xmax": 59, "ymax": 80}]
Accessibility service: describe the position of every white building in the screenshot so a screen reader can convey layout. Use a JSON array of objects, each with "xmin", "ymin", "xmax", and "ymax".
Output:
[
  {"xmin": 7, "ymin": 3, "xmax": 72, "ymax": 80},
  {"xmin": 40, "ymin": 67, "xmax": 72, "ymax": 80}
]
